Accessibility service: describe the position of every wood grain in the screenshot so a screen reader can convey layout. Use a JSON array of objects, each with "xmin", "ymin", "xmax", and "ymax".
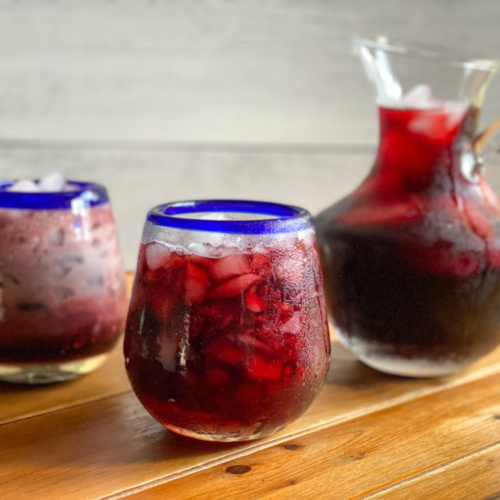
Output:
[
  {"xmin": 0, "ymin": 344, "xmax": 130, "ymax": 426},
  {"xmin": 369, "ymin": 443, "xmax": 500, "ymax": 499},
  {"xmin": 1, "ymin": 340, "xmax": 500, "ymax": 499},
  {"xmin": 120, "ymin": 372, "xmax": 500, "ymax": 500}
]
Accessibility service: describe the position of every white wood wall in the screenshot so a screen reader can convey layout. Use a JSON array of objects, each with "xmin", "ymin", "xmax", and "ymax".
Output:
[{"xmin": 1, "ymin": 0, "xmax": 500, "ymax": 268}]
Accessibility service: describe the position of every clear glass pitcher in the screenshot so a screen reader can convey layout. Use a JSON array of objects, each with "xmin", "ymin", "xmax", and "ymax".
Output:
[{"xmin": 315, "ymin": 35, "xmax": 500, "ymax": 377}]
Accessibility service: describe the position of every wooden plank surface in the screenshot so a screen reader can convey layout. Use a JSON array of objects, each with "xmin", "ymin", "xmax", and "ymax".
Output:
[
  {"xmin": 1, "ymin": 337, "xmax": 500, "ymax": 499},
  {"xmin": 0, "ymin": 346, "xmax": 130, "ymax": 426},
  {"xmin": 370, "ymin": 443, "xmax": 500, "ymax": 499},
  {"xmin": 122, "ymin": 372, "xmax": 500, "ymax": 499}
]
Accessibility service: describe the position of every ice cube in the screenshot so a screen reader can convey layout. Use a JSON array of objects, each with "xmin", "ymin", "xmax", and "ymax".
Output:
[
  {"xmin": 39, "ymin": 172, "xmax": 67, "ymax": 192},
  {"xmin": 145, "ymin": 241, "xmax": 174, "ymax": 270},
  {"xmin": 7, "ymin": 180, "xmax": 39, "ymax": 192},
  {"xmin": 400, "ymin": 85, "xmax": 441, "ymax": 109},
  {"xmin": 199, "ymin": 212, "xmax": 236, "ymax": 221},
  {"xmin": 6, "ymin": 172, "xmax": 70, "ymax": 193},
  {"xmin": 199, "ymin": 212, "xmax": 269, "ymax": 221},
  {"xmin": 183, "ymin": 231, "xmax": 246, "ymax": 258}
]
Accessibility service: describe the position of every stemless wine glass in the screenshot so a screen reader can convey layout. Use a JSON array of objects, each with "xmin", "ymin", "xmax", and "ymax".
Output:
[
  {"xmin": 0, "ymin": 180, "xmax": 128, "ymax": 384},
  {"xmin": 125, "ymin": 200, "xmax": 330, "ymax": 442}
]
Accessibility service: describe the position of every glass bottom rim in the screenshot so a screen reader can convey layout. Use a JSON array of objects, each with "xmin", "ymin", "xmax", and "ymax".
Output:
[{"xmin": 0, "ymin": 353, "xmax": 109, "ymax": 384}]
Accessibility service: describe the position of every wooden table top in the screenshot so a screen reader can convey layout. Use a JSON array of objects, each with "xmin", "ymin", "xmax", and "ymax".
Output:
[{"xmin": 2, "ymin": 275, "xmax": 500, "ymax": 499}]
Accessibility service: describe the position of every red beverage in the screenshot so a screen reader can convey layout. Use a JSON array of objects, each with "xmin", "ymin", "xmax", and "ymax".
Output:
[
  {"xmin": 125, "ymin": 201, "xmax": 330, "ymax": 441},
  {"xmin": 316, "ymin": 103, "xmax": 500, "ymax": 376},
  {"xmin": 0, "ymin": 180, "xmax": 128, "ymax": 383}
]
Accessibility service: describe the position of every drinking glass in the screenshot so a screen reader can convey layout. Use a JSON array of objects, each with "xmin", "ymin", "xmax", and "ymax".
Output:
[
  {"xmin": 125, "ymin": 200, "xmax": 330, "ymax": 442},
  {"xmin": 0, "ymin": 180, "xmax": 128, "ymax": 383}
]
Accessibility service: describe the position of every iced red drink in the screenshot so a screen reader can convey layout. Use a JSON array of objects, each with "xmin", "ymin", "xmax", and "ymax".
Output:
[
  {"xmin": 0, "ymin": 178, "xmax": 127, "ymax": 383},
  {"xmin": 125, "ymin": 200, "xmax": 330, "ymax": 441},
  {"xmin": 316, "ymin": 95, "xmax": 500, "ymax": 376}
]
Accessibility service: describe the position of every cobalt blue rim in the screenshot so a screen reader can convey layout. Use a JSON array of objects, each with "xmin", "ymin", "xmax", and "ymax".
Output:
[
  {"xmin": 146, "ymin": 200, "xmax": 313, "ymax": 234},
  {"xmin": 0, "ymin": 180, "xmax": 109, "ymax": 209}
]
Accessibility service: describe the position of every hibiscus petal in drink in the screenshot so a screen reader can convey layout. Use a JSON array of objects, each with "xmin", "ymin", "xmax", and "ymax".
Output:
[
  {"xmin": 208, "ymin": 274, "xmax": 264, "ymax": 299},
  {"xmin": 246, "ymin": 355, "xmax": 282, "ymax": 381},
  {"xmin": 210, "ymin": 253, "xmax": 252, "ymax": 281},
  {"xmin": 184, "ymin": 261, "xmax": 209, "ymax": 304}
]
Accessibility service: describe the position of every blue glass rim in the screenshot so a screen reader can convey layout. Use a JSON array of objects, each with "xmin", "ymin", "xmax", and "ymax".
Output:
[
  {"xmin": 146, "ymin": 200, "xmax": 313, "ymax": 234},
  {"xmin": 0, "ymin": 180, "xmax": 109, "ymax": 209}
]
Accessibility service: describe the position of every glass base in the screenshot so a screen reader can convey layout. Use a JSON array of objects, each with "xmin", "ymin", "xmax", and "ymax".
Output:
[
  {"xmin": 335, "ymin": 329, "xmax": 468, "ymax": 378},
  {"xmin": 357, "ymin": 353, "xmax": 467, "ymax": 378},
  {"xmin": 163, "ymin": 421, "xmax": 283, "ymax": 442},
  {"xmin": 0, "ymin": 353, "xmax": 109, "ymax": 384}
]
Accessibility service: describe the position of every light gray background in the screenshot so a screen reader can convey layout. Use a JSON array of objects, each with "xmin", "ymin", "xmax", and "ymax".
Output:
[{"xmin": 1, "ymin": 0, "xmax": 500, "ymax": 268}]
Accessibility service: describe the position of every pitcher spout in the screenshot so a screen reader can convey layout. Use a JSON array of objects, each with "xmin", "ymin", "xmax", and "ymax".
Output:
[{"xmin": 353, "ymin": 35, "xmax": 498, "ymax": 109}]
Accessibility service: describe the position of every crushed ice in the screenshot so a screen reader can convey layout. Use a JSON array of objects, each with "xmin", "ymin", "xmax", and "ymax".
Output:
[
  {"xmin": 199, "ymin": 212, "xmax": 237, "ymax": 221},
  {"xmin": 380, "ymin": 84, "xmax": 468, "ymax": 132},
  {"xmin": 399, "ymin": 84, "xmax": 441, "ymax": 109},
  {"xmin": 7, "ymin": 172, "xmax": 74, "ymax": 192},
  {"xmin": 380, "ymin": 84, "xmax": 468, "ymax": 113}
]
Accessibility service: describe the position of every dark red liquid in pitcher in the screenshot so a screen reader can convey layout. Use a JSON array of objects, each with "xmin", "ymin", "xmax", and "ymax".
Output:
[
  {"xmin": 315, "ymin": 104, "xmax": 500, "ymax": 376},
  {"xmin": 125, "ymin": 237, "xmax": 330, "ymax": 441}
]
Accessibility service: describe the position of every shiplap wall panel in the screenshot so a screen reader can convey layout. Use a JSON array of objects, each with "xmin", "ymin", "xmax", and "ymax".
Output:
[{"xmin": 0, "ymin": 1, "xmax": 500, "ymax": 145}]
